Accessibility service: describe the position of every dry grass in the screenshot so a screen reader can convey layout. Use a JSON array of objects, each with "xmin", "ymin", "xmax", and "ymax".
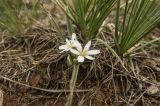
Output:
[
  {"xmin": 0, "ymin": 1, "xmax": 160, "ymax": 106},
  {"xmin": 0, "ymin": 26, "xmax": 159, "ymax": 105}
]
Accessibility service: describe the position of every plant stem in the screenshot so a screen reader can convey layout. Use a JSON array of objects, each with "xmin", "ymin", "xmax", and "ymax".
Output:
[{"xmin": 66, "ymin": 64, "xmax": 80, "ymax": 106}]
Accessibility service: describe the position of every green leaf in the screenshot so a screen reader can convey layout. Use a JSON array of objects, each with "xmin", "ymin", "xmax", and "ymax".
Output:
[
  {"xmin": 114, "ymin": 0, "xmax": 160, "ymax": 56},
  {"xmin": 55, "ymin": 0, "xmax": 116, "ymax": 41}
]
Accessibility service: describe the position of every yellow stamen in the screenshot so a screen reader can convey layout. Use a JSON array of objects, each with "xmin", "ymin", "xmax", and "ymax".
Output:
[{"xmin": 79, "ymin": 51, "xmax": 88, "ymax": 57}]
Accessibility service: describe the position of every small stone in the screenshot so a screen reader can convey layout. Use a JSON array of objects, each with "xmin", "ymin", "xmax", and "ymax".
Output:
[{"xmin": 146, "ymin": 85, "xmax": 160, "ymax": 95}]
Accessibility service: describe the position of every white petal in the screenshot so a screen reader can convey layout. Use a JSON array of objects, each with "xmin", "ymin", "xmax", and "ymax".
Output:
[
  {"xmin": 71, "ymin": 33, "xmax": 77, "ymax": 41},
  {"xmin": 72, "ymin": 40, "xmax": 79, "ymax": 46},
  {"xmin": 59, "ymin": 45, "xmax": 68, "ymax": 50},
  {"xmin": 74, "ymin": 41, "xmax": 82, "ymax": 51},
  {"xmin": 70, "ymin": 49, "xmax": 79, "ymax": 55},
  {"xmin": 88, "ymin": 50, "xmax": 100, "ymax": 55},
  {"xmin": 66, "ymin": 39, "xmax": 71, "ymax": 45},
  {"xmin": 60, "ymin": 49, "xmax": 67, "ymax": 53},
  {"xmin": 77, "ymin": 56, "xmax": 85, "ymax": 63},
  {"xmin": 85, "ymin": 56, "xmax": 94, "ymax": 60},
  {"xmin": 84, "ymin": 41, "xmax": 91, "ymax": 51}
]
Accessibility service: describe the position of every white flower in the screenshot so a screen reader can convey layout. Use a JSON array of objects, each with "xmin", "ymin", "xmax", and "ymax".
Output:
[
  {"xmin": 70, "ymin": 41, "xmax": 100, "ymax": 63},
  {"xmin": 59, "ymin": 33, "xmax": 78, "ymax": 53}
]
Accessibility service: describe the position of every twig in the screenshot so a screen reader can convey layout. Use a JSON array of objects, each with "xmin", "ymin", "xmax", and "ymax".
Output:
[{"xmin": 0, "ymin": 74, "xmax": 92, "ymax": 93}]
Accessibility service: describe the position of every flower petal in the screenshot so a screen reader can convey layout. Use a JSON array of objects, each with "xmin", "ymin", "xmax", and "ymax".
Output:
[
  {"xmin": 85, "ymin": 56, "xmax": 94, "ymax": 60},
  {"xmin": 66, "ymin": 39, "xmax": 70, "ymax": 45},
  {"xmin": 60, "ymin": 49, "xmax": 67, "ymax": 53},
  {"xmin": 71, "ymin": 33, "xmax": 77, "ymax": 41},
  {"xmin": 70, "ymin": 49, "xmax": 79, "ymax": 55},
  {"xmin": 77, "ymin": 56, "xmax": 85, "ymax": 63},
  {"xmin": 59, "ymin": 45, "xmax": 68, "ymax": 50},
  {"xmin": 84, "ymin": 41, "xmax": 91, "ymax": 51},
  {"xmin": 88, "ymin": 50, "xmax": 100, "ymax": 55},
  {"xmin": 74, "ymin": 41, "xmax": 82, "ymax": 51}
]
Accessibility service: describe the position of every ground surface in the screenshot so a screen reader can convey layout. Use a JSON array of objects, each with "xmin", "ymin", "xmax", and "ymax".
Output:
[{"xmin": 0, "ymin": 1, "xmax": 160, "ymax": 106}]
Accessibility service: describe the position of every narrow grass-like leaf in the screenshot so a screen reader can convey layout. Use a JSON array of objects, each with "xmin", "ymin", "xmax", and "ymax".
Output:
[
  {"xmin": 125, "ymin": 38, "xmax": 160, "ymax": 56},
  {"xmin": 54, "ymin": 0, "xmax": 116, "ymax": 41},
  {"xmin": 0, "ymin": 0, "xmax": 38, "ymax": 36},
  {"xmin": 97, "ymin": 39, "xmax": 129, "ymax": 72},
  {"xmin": 48, "ymin": 13, "xmax": 65, "ymax": 42},
  {"xmin": 114, "ymin": 0, "xmax": 160, "ymax": 56}
]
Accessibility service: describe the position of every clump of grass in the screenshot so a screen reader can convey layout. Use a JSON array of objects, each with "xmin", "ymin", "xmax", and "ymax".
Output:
[
  {"xmin": 98, "ymin": 0, "xmax": 160, "ymax": 58},
  {"xmin": 0, "ymin": 0, "xmax": 38, "ymax": 36},
  {"xmin": 113, "ymin": 0, "xmax": 160, "ymax": 56},
  {"xmin": 54, "ymin": 0, "xmax": 116, "ymax": 41}
]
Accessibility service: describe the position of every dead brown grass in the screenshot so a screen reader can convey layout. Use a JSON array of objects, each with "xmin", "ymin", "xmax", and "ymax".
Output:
[
  {"xmin": 0, "ymin": 0, "xmax": 160, "ymax": 105},
  {"xmin": 0, "ymin": 27, "xmax": 159, "ymax": 106}
]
